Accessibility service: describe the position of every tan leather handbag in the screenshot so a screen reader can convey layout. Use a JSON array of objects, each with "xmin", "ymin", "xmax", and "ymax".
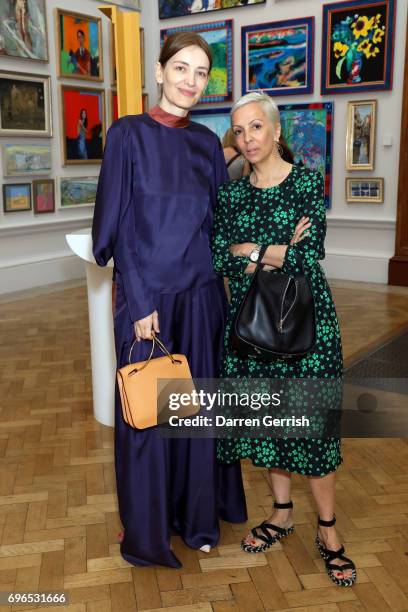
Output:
[{"xmin": 117, "ymin": 334, "xmax": 199, "ymax": 429}]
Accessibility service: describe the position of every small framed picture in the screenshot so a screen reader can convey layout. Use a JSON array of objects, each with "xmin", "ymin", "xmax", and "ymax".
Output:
[
  {"xmin": 3, "ymin": 183, "xmax": 32, "ymax": 213},
  {"xmin": 58, "ymin": 176, "xmax": 98, "ymax": 208},
  {"xmin": 60, "ymin": 85, "xmax": 106, "ymax": 165},
  {"xmin": 0, "ymin": 0, "xmax": 48, "ymax": 61},
  {"xmin": 2, "ymin": 144, "xmax": 51, "ymax": 177},
  {"xmin": 346, "ymin": 177, "xmax": 384, "ymax": 202},
  {"xmin": 55, "ymin": 9, "xmax": 103, "ymax": 81},
  {"xmin": 242, "ymin": 17, "xmax": 315, "ymax": 97},
  {"xmin": 33, "ymin": 179, "xmax": 55, "ymax": 214},
  {"xmin": 346, "ymin": 100, "xmax": 376, "ymax": 170},
  {"xmin": 0, "ymin": 71, "xmax": 52, "ymax": 137},
  {"xmin": 110, "ymin": 89, "xmax": 119, "ymax": 124}
]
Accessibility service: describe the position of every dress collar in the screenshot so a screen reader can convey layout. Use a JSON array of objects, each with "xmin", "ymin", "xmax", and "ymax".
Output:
[{"xmin": 148, "ymin": 105, "xmax": 190, "ymax": 128}]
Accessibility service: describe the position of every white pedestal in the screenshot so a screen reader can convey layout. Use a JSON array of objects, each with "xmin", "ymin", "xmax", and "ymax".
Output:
[{"xmin": 66, "ymin": 228, "xmax": 115, "ymax": 427}]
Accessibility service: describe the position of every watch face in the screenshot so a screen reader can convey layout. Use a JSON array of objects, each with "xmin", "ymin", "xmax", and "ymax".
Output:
[{"xmin": 250, "ymin": 250, "xmax": 259, "ymax": 262}]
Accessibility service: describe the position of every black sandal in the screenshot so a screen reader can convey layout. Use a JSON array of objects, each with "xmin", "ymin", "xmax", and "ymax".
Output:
[
  {"xmin": 241, "ymin": 501, "xmax": 294, "ymax": 553},
  {"xmin": 315, "ymin": 515, "xmax": 357, "ymax": 587}
]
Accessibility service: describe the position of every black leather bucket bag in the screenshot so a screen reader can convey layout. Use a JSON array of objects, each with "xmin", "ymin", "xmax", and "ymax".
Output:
[{"xmin": 230, "ymin": 245, "xmax": 316, "ymax": 360}]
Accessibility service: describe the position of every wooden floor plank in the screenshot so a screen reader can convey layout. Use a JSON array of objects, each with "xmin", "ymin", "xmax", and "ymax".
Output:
[{"xmin": 1, "ymin": 281, "xmax": 408, "ymax": 611}]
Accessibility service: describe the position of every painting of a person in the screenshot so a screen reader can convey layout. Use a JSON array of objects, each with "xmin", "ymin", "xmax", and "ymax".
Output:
[
  {"xmin": 77, "ymin": 109, "xmax": 88, "ymax": 159},
  {"xmin": 74, "ymin": 29, "xmax": 91, "ymax": 76},
  {"xmin": 15, "ymin": 0, "xmax": 32, "ymax": 51}
]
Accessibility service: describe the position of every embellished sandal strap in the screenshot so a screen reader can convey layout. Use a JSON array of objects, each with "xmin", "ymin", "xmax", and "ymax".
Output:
[
  {"xmin": 318, "ymin": 515, "xmax": 336, "ymax": 527},
  {"xmin": 274, "ymin": 501, "xmax": 293, "ymax": 509},
  {"xmin": 261, "ymin": 522, "xmax": 286, "ymax": 536},
  {"xmin": 324, "ymin": 545, "xmax": 345, "ymax": 562},
  {"xmin": 327, "ymin": 561, "xmax": 355, "ymax": 572},
  {"xmin": 250, "ymin": 526, "xmax": 271, "ymax": 545}
]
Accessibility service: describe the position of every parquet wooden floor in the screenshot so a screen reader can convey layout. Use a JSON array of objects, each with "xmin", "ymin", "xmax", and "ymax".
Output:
[{"xmin": 1, "ymin": 280, "xmax": 408, "ymax": 612}]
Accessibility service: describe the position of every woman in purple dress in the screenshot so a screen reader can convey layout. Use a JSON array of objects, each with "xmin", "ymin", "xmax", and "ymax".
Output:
[{"xmin": 92, "ymin": 32, "xmax": 247, "ymax": 568}]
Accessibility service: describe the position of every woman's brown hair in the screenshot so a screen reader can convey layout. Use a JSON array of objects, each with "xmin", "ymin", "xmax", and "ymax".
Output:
[{"xmin": 159, "ymin": 32, "xmax": 213, "ymax": 71}]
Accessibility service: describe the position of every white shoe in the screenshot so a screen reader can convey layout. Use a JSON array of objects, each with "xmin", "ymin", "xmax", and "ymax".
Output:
[{"xmin": 199, "ymin": 544, "xmax": 211, "ymax": 553}]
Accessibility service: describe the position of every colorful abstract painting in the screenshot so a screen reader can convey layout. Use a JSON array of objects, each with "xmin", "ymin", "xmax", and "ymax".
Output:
[
  {"xmin": 278, "ymin": 102, "xmax": 333, "ymax": 208},
  {"xmin": 0, "ymin": 0, "xmax": 48, "ymax": 60},
  {"xmin": 59, "ymin": 176, "xmax": 98, "ymax": 208},
  {"xmin": 160, "ymin": 20, "xmax": 233, "ymax": 103},
  {"xmin": 61, "ymin": 86, "xmax": 105, "ymax": 164},
  {"xmin": 56, "ymin": 9, "xmax": 103, "ymax": 81},
  {"xmin": 321, "ymin": 0, "xmax": 395, "ymax": 94},
  {"xmin": 159, "ymin": 0, "xmax": 265, "ymax": 20},
  {"xmin": 190, "ymin": 107, "xmax": 231, "ymax": 140},
  {"xmin": 242, "ymin": 17, "xmax": 314, "ymax": 96},
  {"xmin": 3, "ymin": 144, "xmax": 51, "ymax": 177}
]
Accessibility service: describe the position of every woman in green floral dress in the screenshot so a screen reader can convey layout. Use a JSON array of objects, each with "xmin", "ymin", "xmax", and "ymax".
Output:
[{"xmin": 211, "ymin": 92, "xmax": 356, "ymax": 587}]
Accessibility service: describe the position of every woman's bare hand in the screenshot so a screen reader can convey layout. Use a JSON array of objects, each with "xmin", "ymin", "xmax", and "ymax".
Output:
[
  {"xmin": 134, "ymin": 310, "xmax": 160, "ymax": 341},
  {"xmin": 291, "ymin": 217, "xmax": 311, "ymax": 245}
]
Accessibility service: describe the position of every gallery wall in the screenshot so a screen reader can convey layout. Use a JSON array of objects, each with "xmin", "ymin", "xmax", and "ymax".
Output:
[
  {"xmin": 0, "ymin": 0, "xmax": 129, "ymax": 294},
  {"xmin": 0, "ymin": 0, "xmax": 406, "ymax": 294},
  {"xmin": 141, "ymin": 0, "xmax": 407, "ymax": 283}
]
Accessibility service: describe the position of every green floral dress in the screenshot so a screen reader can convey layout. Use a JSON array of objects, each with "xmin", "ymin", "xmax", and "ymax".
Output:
[{"xmin": 211, "ymin": 166, "xmax": 343, "ymax": 477}]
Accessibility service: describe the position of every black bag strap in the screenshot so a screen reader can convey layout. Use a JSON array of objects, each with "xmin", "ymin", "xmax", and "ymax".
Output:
[
  {"xmin": 226, "ymin": 152, "xmax": 242, "ymax": 167},
  {"xmin": 256, "ymin": 243, "xmax": 305, "ymax": 274},
  {"xmin": 256, "ymin": 244, "xmax": 269, "ymax": 268}
]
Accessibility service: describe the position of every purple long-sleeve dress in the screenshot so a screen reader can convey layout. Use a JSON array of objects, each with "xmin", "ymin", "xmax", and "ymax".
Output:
[{"xmin": 92, "ymin": 109, "xmax": 247, "ymax": 568}]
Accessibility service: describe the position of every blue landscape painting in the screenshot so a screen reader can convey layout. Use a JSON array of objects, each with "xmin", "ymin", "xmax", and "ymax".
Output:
[{"xmin": 243, "ymin": 18, "xmax": 314, "ymax": 96}]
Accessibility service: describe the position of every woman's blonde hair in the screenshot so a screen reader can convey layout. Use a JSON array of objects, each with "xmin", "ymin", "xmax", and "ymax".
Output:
[
  {"xmin": 222, "ymin": 127, "xmax": 238, "ymax": 149},
  {"xmin": 231, "ymin": 91, "xmax": 280, "ymax": 126}
]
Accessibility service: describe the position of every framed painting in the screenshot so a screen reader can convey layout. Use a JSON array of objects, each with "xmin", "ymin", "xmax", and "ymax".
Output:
[
  {"xmin": 2, "ymin": 144, "xmax": 51, "ymax": 177},
  {"xmin": 242, "ymin": 17, "xmax": 315, "ymax": 96},
  {"xmin": 110, "ymin": 90, "xmax": 119, "ymax": 124},
  {"xmin": 58, "ymin": 176, "xmax": 98, "ymax": 208},
  {"xmin": 33, "ymin": 179, "xmax": 55, "ymax": 214},
  {"xmin": 160, "ymin": 20, "xmax": 233, "ymax": 103},
  {"xmin": 60, "ymin": 85, "xmax": 106, "ymax": 165},
  {"xmin": 190, "ymin": 107, "xmax": 231, "ymax": 140},
  {"xmin": 278, "ymin": 102, "xmax": 334, "ymax": 208},
  {"xmin": 142, "ymin": 93, "xmax": 149, "ymax": 112},
  {"xmin": 346, "ymin": 99, "xmax": 376, "ymax": 170},
  {"xmin": 2, "ymin": 183, "xmax": 31, "ymax": 213},
  {"xmin": 159, "ymin": 0, "xmax": 266, "ymax": 20},
  {"xmin": 0, "ymin": 0, "xmax": 48, "ymax": 61},
  {"xmin": 0, "ymin": 71, "xmax": 52, "ymax": 137},
  {"xmin": 55, "ymin": 9, "xmax": 103, "ymax": 81},
  {"xmin": 321, "ymin": 0, "xmax": 395, "ymax": 94},
  {"xmin": 346, "ymin": 177, "xmax": 383, "ymax": 202}
]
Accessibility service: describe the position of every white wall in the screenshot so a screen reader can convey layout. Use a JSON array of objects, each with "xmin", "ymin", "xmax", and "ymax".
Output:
[
  {"xmin": 141, "ymin": 0, "xmax": 407, "ymax": 283},
  {"xmin": 0, "ymin": 0, "xmax": 132, "ymax": 293},
  {"xmin": 0, "ymin": 0, "xmax": 406, "ymax": 293}
]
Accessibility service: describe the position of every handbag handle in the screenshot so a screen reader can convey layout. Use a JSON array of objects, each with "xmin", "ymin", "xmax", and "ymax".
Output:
[{"xmin": 128, "ymin": 334, "xmax": 179, "ymax": 375}]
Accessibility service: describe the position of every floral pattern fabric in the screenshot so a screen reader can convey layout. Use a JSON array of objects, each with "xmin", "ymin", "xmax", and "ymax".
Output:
[{"xmin": 212, "ymin": 166, "xmax": 343, "ymax": 476}]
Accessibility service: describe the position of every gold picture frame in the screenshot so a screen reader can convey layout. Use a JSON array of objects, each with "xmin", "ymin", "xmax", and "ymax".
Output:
[
  {"xmin": 60, "ymin": 85, "xmax": 106, "ymax": 165},
  {"xmin": 55, "ymin": 9, "xmax": 103, "ymax": 82},
  {"xmin": 0, "ymin": 71, "xmax": 52, "ymax": 137},
  {"xmin": 346, "ymin": 100, "xmax": 376, "ymax": 171},
  {"xmin": 346, "ymin": 177, "xmax": 384, "ymax": 203}
]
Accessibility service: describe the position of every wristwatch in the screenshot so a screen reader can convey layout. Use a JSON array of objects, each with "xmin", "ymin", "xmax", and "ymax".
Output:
[{"xmin": 249, "ymin": 245, "xmax": 262, "ymax": 263}]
